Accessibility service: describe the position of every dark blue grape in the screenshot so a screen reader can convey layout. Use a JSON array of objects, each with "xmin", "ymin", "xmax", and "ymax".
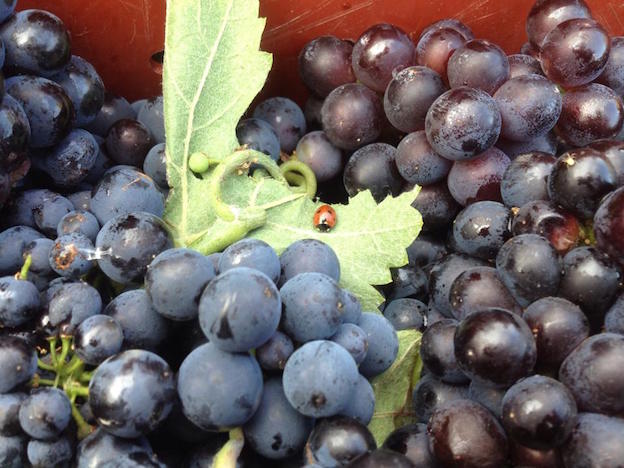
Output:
[
  {"xmin": 340, "ymin": 374, "xmax": 375, "ymax": 425},
  {"xmin": 0, "ymin": 393, "xmax": 25, "ymax": 436},
  {"xmin": 27, "ymin": 435, "xmax": 73, "ymax": 468},
  {"xmin": 357, "ymin": 312, "xmax": 398, "ymax": 378},
  {"xmin": 243, "ymin": 378, "xmax": 313, "ymax": 459},
  {"xmin": 106, "ymin": 119, "xmax": 153, "ymax": 167},
  {"xmin": 0, "ymin": 338, "xmax": 35, "ymax": 392},
  {"xmin": 104, "ymin": 289, "xmax": 169, "ymax": 351},
  {"xmin": 0, "ymin": 434, "xmax": 26, "ymax": 468},
  {"xmin": 341, "ymin": 289, "xmax": 362, "ymax": 325},
  {"xmin": 590, "ymin": 139, "xmax": 624, "ymax": 186},
  {"xmin": 345, "ymin": 449, "xmax": 415, "ymax": 467},
  {"xmin": 410, "ymin": 182, "xmax": 461, "ymax": 232},
  {"xmin": 47, "ymin": 281, "xmax": 102, "ymax": 334},
  {"xmin": 304, "ymin": 95, "xmax": 324, "ymax": 129},
  {"xmin": 421, "ymin": 319, "xmax": 468, "ymax": 384},
  {"xmin": 236, "ymin": 117, "xmax": 280, "ymax": 162},
  {"xmin": 5, "ymin": 75, "xmax": 74, "ymax": 148},
  {"xmin": 0, "ymin": 9, "xmax": 71, "ymax": 76},
  {"xmin": 306, "ymin": 415, "xmax": 376, "ymax": 466},
  {"xmin": 49, "ymin": 232, "xmax": 95, "ymax": 278},
  {"xmin": 496, "ymin": 132, "xmax": 557, "ymax": 158},
  {"xmin": 177, "ymin": 342, "xmax": 263, "ymax": 430},
  {"xmin": 280, "ymin": 272, "xmax": 343, "ymax": 342},
  {"xmin": 84, "ymin": 138, "xmax": 113, "ymax": 185},
  {"xmin": 382, "ymin": 423, "xmax": 438, "ymax": 467},
  {"xmin": 561, "ymin": 412, "xmax": 624, "ymax": 468},
  {"xmin": 75, "ymin": 428, "xmax": 154, "ymax": 468},
  {"xmin": 18, "ymin": 388, "xmax": 71, "ymax": 440},
  {"xmin": 32, "ymin": 191, "xmax": 73, "ymax": 237},
  {"xmin": 57, "ymin": 210, "xmax": 99, "ymax": 243},
  {"xmin": 329, "ymin": 323, "xmax": 368, "ymax": 366},
  {"xmin": 386, "ymin": 265, "xmax": 428, "ymax": 302},
  {"xmin": 142, "ymin": 143, "xmax": 167, "ymax": 189},
  {"xmin": 137, "ymin": 96, "xmax": 164, "ymax": 144},
  {"xmin": 605, "ymin": 293, "xmax": 624, "ymax": 334},
  {"xmin": 411, "ymin": 374, "xmax": 469, "ymax": 423},
  {"xmin": 218, "ymin": 238, "xmax": 280, "ymax": 284},
  {"xmin": 145, "ymin": 247, "xmax": 215, "ymax": 321},
  {"xmin": 468, "ymin": 380, "xmax": 505, "ymax": 419},
  {"xmin": 253, "ymin": 97, "xmax": 306, "ymax": 153},
  {"xmin": 500, "ymin": 152, "xmax": 556, "ymax": 208},
  {"xmin": 67, "ymin": 190, "xmax": 91, "ymax": 211},
  {"xmin": 279, "ymin": 238, "xmax": 340, "ymax": 285},
  {"xmin": 396, "ymin": 131, "xmax": 451, "ymax": 185},
  {"xmin": 96, "ymin": 212, "xmax": 172, "ymax": 284},
  {"xmin": 90, "ymin": 166, "xmax": 165, "ymax": 225},
  {"xmin": 43, "ymin": 129, "xmax": 99, "ymax": 187},
  {"xmin": 383, "ymin": 298, "xmax": 426, "ymax": 331},
  {"xmin": 452, "ymin": 201, "xmax": 511, "ymax": 260},
  {"xmin": 0, "ymin": 276, "xmax": 40, "ymax": 328},
  {"xmin": 256, "ymin": 330, "xmax": 294, "ymax": 371},
  {"xmin": 0, "ymin": 94, "xmax": 31, "ymax": 181},
  {"xmin": 496, "ymin": 234, "xmax": 561, "ymax": 307},
  {"xmin": 85, "ymin": 92, "xmax": 136, "ymax": 137},
  {"xmin": 1, "ymin": 191, "xmax": 50, "ymax": 229},
  {"xmin": 199, "ymin": 267, "xmax": 280, "ymax": 352},
  {"xmin": 88, "ymin": 349, "xmax": 175, "ymax": 438},
  {"xmin": 74, "ymin": 314, "xmax": 123, "ymax": 365}
]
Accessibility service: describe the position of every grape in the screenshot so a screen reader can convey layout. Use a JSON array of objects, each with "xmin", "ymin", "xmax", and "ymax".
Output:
[
  {"xmin": 496, "ymin": 234, "xmax": 561, "ymax": 307},
  {"xmin": 142, "ymin": 143, "xmax": 167, "ymax": 189},
  {"xmin": 0, "ymin": 1, "xmax": 15, "ymax": 23},
  {"xmin": 253, "ymin": 97, "xmax": 306, "ymax": 153},
  {"xmin": 410, "ymin": 182, "xmax": 460, "ymax": 232},
  {"xmin": 5, "ymin": 75, "xmax": 74, "ymax": 148},
  {"xmin": 177, "ymin": 342, "xmax": 263, "ymax": 429},
  {"xmin": 548, "ymin": 147, "xmax": 617, "ymax": 220},
  {"xmin": 321, "ymin": 83, "xmax": 383, "ymax": 150},
  {"xmin": 280, "ymin": 272, "xmax": 343, "ymax": 343},
  {"xmin": 329, "ymin": 323, "xmax": 368, "ymax": 366},
  {"xmin": 357, "ymin": 312, "xmax": 399, "ymax": 377},
  {"xmin": 137, "ymin": 96, "xmax": 164, "ymax": 144},
  {"xmin": 52, "ymin": 55, "xmax": 105, "ymax": 127},
  {"xmin": 351, "ymin": 23, "xmax": 415, "ymax": 93},
  {"xmin": 427, "ymin": 399, "xmax": 508, "ymax": 468},
  {"xmin": 305, "ymin": 415, "xmax": 376, "ymax": 466},
  {"xmin": 0, "ymin": 94, "xmax": 31, "ymax": 180},
  {"xmin": 67, "ymin": 190, "xmax": 91, "ymax": 211},
  {"xmin": 304, "ymin": 95, "xmax": 323, "ymax": 129},
  {"xmin": 406, "ymin": 235, "xmax": 447, "ymax": 269},
  {"xmin": 420, "ymin": 319, "xmax": 468, "ymax": 384},
  {"xmin": 540, "ymin": 18, "xmax": 610, "ymax": 88},
  {"xmin": 218, "ymin": 238, "xmax": 280, "ymax": 284},
  {"xmin": 496, "ymin": 132, "xmax": 557, "ymax": 158},
  {"xmin": 49, "ymin": 232, "xmax": 95, "ymax": 278},
  {"xmin": 74, "ymin": 314, "xmax": 123, "ymax": 365},
  {"xmin": 509, "ymin": 441, "xmax": 563, "ymax": 468},
  {"xmin": 0, "ymin": 226, "xmax": 44, "ymax": 275},
  {"xmin": 508, "ymin": 53, "xmax": 544, "ymax": 78},
  {"xmin": 0, "ymin": 393, "xmax": 25, "ymax": 436},
  {"xmin": 589, "ymin": 139, "xmax": 624, "ymax": 185},
  {"xmin": 145, "ymin": 247, "xmax": 215, "ymax": 321},
  {"xmin": 420, "ymin": 18, "xmax": 474, "ymax": 41},
  {"xmin": 84, "ymin": 140, "xmax": 113, "ymax": 185},
  {"xmin": 43, "ymin": 127, "xmax": 99, "ymax": 187},
  {"xmin": 455, "ymin": 308, "xmax": 537, "ymax": 387},
  {"xmin": 85, "ymin": 92, "xmax": 136, "ymax": 137},
  {"xmin": 526, "ymin": 0, "xmax": 592, "ymax": 48},
  {"xmin": 416, "ymin": 27, "xmax": 466, "ymax": 81},
  {"xmin": 0, "ymin": 276, "xmax": 40, "ymax": 328},
  {"xmin": 561, "ymin": 412, "xmax": 624, "ymax": 467},
  {"xmin": 0, "ymin": 9, "xmax": 71, "ymax": 76},
  {"xmin": 382, "ymin": 423, "xmax": 437, "ymax": 467},
  {"xmin": 0, "ymin": 434, "xmax": 26, "ymax": 468},
  {"xmin": 468, "ymin": 380, "xmax": 505, "ymax": 418},
  {"xmin": 605, "ymin": 294, "xmax": 624, "ymax": 334},
  {"xmin": 559, "ymin": 333, "xmax": 624, "ymax": 415},
  {"xmin": 75, "ymin": 428, "xmax": 155, "ymax": 468},
  {"xmin": 594, "ymin": 186, "xmax": 624, "ymax": 264},
  {"xmin": 449, "ymin": 266, "xmax": 519, "ymax": 320},
  {"xmin": 256, "ymin": 331, "xmax": 294, "ymax": 371},
  {"xmin": 57, "ymin": 210, "xmax": 100, "ymax": 243},
  {"xmin": 447, "ymin": 147, "xmax": 510, "ymax": 206},
  {"xmin": 104, "ymin": 119, "xmax": 153, "ymax": 168},
  {"xmin": 341, "ymin": 290, "xmax": 362, "ymax": 325},
  {"xmin": 243, "ymin": 378, "xmax": 313, "ymax": 460},
  {"xmin": 523, "ymin": 297, "xmax": 589, "ymax": 370},
  {"xmin": 597, "ymin": 36, "xmax": 624, "ymax": 96},
  {"xmin": 452, "ymin": 201, "xmax": 511, "ymax": 260},
  {"xmin": 19, "ymin": 388, "xmax": 71, "ymax": 440},
  {"xmin": 447, "ymin": 39, "xmax": 510, "ymax": 95},
  {"xmin": 47, "ymin": 281, "xmax": 102, "ymax": 333},
  {"xmin": 88, "ymin": 349, "xmax": 175, "ymax": 438},
  {"xmin": 294, "ymin": 130, "xmax": 343, "ymax": 183},
  {"xmin": 343, "ymin": 142, "xmax": 404, "ymax": 202},
  {"xmin": 382, "ymin": 298, "xmax": 426, "ymax": 331},
  {"xmin": 502, "ymin": 375, "xmax": 577, "ymax": 449},
  {"xmin": 27, "ymin": 437, "xmax": 73, "ymax": 468},
  {"xmin": 104, "ymin": 289, "xmax": 169, "ymax": 351},
  {"xmin": 29, "ymin": 192, "xmax": 72, "ymax": 237},
  {"xmin": 236, "ymin": 117, "xmax": 280, "ymax": 162},
  {"xmin": 0, "ymin": 336, "xmax": 36, "ymax": 393},
  {"xmin": 90, "ymin": 166, "xmax": 165, "ymax": 225},
  {"xmin": 395, "ymin": 131, "xmax": 451, "ymax": 185},
  {"xmin": 298, "ymin": 35, "xmax": 356, "ymax": 97},
  {"xmin": 340, "ymin": 374, "xmax": 375, "ymax": 424},
  {"xmin": 96, "ymin": 212, "xmax": 172, "ymax": 284},
  {"xmin": 411, "ymin": 373, "xmax": 469, "ymax": 423},
  {"xmin": 278, "ymin": 238, "xmax": 340, "ymax": 285},
  {"xmin": 494, "ymin": 74, "xmax": 562, "ymax": 142},
  {"xmin": 425, "ymin": 87, "xmax": 501, "ymax": 161},
  {"xmin": 500, "ymin": 152, "xmax": 556, "ymax": 208},
  {"xmin": 385, "ymin": 265, "xmax": 427, "ymax": 303},
  {"xmin": 384, "ymin": 66, "xmax": 447, "ymax": 134},
  {"xmin": 199, "ymin": 267, "xmax": 280, "ymax": 352}
]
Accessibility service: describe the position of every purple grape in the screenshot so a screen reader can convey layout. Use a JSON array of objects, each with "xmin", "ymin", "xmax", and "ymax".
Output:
[
  {"xmin": 420, "ymin": 319, "xmax": 468, "ymax": 384},
  {"xmin": 597, "ymin": 36, "xmax": 624, "ymax": 96},
  {"xmin": 298, "ymin": 36, "xmax": 356, "ymax": 97},
  {"xmin": 561, "ymin": 413, "xmax": 624, "ymax": 468},
  {"xmin": 395, "ymin": 130, "xmax": 451, "ymax": 185},
  {"xmin": 507, "ymin": 53, "xmax": 544, "ymax": 78},
  {"xmin": 500, "ymin": 152, "xmax": 556, "ymax": 208},
  {"xmin": 496, "ymin": 132, "xmax": 557, "ymax": 158},
  {"xmin": 410, "ymin": 182, "xmax": 460, "ymax": 232},
  {"xmin": 593, "ymin": 186, "xmax": 624, "ymax": 265},
  {"xmin": 416, "ymin": 27, "xmax": 466, "ymax": 82},
  {"xmin": 589, "ymin": 139, "xmax": 624, "ymax": 185},
  {"xmin": 526, "ymin": 0, "xmax": 592, "ymax": 48},
  {"xmin": 295, "ymin": 130, "xmax": 342, "ymax": 183},
  {"xmin": 253, "ymin": 97, "xmax": 306, "ymax": 154},
  {"xmin": 447, "ymin": 39, "xmax": 510, "ymax": 95},
  {"xmin": 452, "ymin": 201, "xmax": 511, "ymax": 260}
]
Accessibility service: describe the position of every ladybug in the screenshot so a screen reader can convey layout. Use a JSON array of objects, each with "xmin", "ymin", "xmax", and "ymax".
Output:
[{"xmin": 313, "ymin": 205, "xmax": 337, "ymax": 232}]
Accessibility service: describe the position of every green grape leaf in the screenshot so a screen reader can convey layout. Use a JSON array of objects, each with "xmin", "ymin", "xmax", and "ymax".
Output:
[
  {"xmin": 368, "ymin": 329, "xmax": 423, "ymax": 445},
  {"xmin": 163, "ymin": 0, "xmax": 272, "ymax": 246}
]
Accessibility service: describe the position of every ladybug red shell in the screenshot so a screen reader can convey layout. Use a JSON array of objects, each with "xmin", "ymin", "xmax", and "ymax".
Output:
[{"xmin": 313, "ymin": 205, "xmax": 336, "ymax": 232}]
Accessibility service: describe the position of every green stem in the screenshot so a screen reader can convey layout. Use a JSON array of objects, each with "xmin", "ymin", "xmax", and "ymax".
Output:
[
  {"xmin": 63, "ymin": 356, "xmax": 84, "ymax": 377},
  {"xmin": 37, "ymin": 359, "xmax": 56, "ymax": 372},
  {"xmin": 18, "ymin": 254, "xmax": 32, "ymax": 280},
  {"xmin": 279, "ymin": 160, "xmax": 317, "ymax": 198},
  {"xmin": 70, "ymin": 401, "xmax": 93, "ymax": 440},
  {"xmin": 57, "ymin": 336, "xmax": 72, "ymax": 368},
  {"xmin": 36, "ymin": 378, "xmax": 56, "ymax": 386},
  {"xmin": 213, "ymin": 427, "xmax": 244, "ymax": 468},
  {"xmin": 48, "ymin": 338, "xmax": 58, "ymax": 366},
  {"xmin": 66, "ymin": 385, "xmax": 90, "ymax": 398},
  {"xmin": 79, "ymin": 371, "xmax": 94, "ymax": 383}
]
